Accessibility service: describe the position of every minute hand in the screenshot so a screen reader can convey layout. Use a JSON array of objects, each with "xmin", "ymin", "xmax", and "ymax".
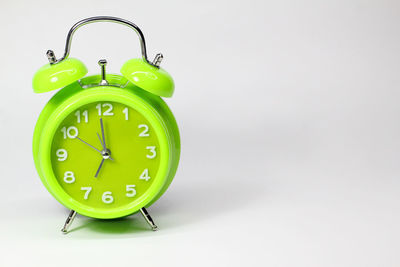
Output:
[{"xmin": 75, "ymin": 136, "xmax": 102, "ymax": 154}]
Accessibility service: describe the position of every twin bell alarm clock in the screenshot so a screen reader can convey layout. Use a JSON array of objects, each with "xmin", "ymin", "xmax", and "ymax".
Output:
[{"xmin": 32, "ymin": 16, "xmax": 180, "ymax": 233}]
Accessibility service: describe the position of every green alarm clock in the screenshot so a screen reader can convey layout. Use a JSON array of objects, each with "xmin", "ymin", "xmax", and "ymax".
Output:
[{"xmin": 32, "ymin": 16, "xmax": 180, "ymax": 233}]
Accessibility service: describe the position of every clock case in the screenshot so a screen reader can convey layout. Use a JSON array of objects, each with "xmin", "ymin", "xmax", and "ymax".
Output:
[
  {"xmin": 33, "ymin": 74, "xmax": 180, "ymax": 215},
  {"xmin": 32, "ymin": 16, "xmax": 180, "ymax": 233}
]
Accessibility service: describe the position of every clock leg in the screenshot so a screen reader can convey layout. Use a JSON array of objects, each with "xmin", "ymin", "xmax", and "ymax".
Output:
[
  {"xmin": 61, "ymin": 210, "xmax": 77, "ymax": 234},
  {"xmin": 139, "ymin": 208, "xmax": 158, "ymax": 231}
]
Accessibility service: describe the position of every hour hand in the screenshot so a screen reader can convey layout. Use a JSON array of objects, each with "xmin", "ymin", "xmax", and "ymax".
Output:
[
  {"xmin": 97, "ymin": 132, "xmax": 114, "ymax": 161},
  {"xmin": 97, "ymin": 132, "xmax": 106, "ymax": 150}
]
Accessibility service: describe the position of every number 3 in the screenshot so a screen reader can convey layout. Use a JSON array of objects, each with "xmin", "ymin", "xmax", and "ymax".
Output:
[{"xmin": 146, "ymin": 146, "xmax": 156, "ymax": 159}]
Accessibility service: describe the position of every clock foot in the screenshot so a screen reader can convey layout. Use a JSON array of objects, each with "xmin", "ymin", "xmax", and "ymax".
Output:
[
  {"xmin": 61, "ymin": 210, "xmax": 77, "ymax": 234},
  {"xmin": 140, "ymin": 208, "xmax": 158, "ymax": 231}
]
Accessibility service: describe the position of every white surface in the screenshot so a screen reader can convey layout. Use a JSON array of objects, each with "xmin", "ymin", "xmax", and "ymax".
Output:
[{"xmin": 1, "ymin": 0, "xmax": 400, "ymax": 266}]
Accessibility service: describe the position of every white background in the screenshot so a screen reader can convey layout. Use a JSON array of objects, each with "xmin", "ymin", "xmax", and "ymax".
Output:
[{"xmin": 0, "ymin": 0, "xmax": 399, "ymax": 266}]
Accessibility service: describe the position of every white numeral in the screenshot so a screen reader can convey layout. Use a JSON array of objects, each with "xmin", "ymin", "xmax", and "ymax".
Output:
[
  {"xmin": 96, "ymin": 103, "xmax": 101, "ymax": 115},
  {"xmin": 75, "ymin": 110, "xmax": 88, "ymax": 123},
  {"xmin": 96, "ymin": 103, "xmax": 114, "ymax": 116},
  {"xmin": 56, "ymin": 149, "xmax": 68, "ymax": 161},
  {"xmin": 139, "ymin": 124, "xmax": 149, "ymax": 137},
  {"xmin": 81, "ymin": 187, "xmax": 92, "ymax": 200},
  {"xmin": 102, "ymin": 191, "xmax": 114, "ymax": 204},
  {"xmin": 63, "ymin": 171, "xmax": 75, "ymax": 184},
  {"xmin": 139, "ymin": 169, "xmax": 151, "ymax": 181},
  {"xmin": 126, "ymin": 185, "xmax": 136, "ymax": 197},
  {"xmin": 61, "ymin": 126, "xmax": 78, "ymax": 139},
  {"xmin": 123, "ymin": 107, "xmax": 129, "ymax": 120},
  {"xmin": 146, "ymin": 146, "xmax": 156, "ymax": 159}
]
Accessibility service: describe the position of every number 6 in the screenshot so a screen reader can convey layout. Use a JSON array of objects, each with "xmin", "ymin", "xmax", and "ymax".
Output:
[{"xmin": 102, "ymin": 191, "xmax": 114, "ymax": 204}]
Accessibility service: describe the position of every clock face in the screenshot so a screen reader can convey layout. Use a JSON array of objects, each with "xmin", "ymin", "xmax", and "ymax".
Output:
[{"xmin": 50, "ymin": 101, "xmax": 161, "ymax": 210}]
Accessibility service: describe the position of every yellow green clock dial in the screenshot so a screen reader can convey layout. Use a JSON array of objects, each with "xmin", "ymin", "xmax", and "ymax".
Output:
[{"xmin": 51, "ymin": 101, "xmax": 160, "ymax": 210}]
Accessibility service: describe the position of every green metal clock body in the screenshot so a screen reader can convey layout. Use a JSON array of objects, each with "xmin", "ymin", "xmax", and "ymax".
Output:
[{"xmin": 33, "ymin": 74, "xmax": 180, "ymax": 219}]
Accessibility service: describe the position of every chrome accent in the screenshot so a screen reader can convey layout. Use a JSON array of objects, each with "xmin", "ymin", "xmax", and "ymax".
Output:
[
  {"xmin": 140, "ymin": 207, "xmax": 158, "ymax": 231},
  {"xmin": 46, "ymin": 50, "xmax": 57, "ymax": 64},
  {"xmin": 49, "ymin": 16, "xmax": 159, "ymax": 67},
  {"xmin": 98, "ymin": 59, "xmax": 109, "ymax": 86},
  {"xmin": 152, "ymin": 53, "xmax": 163, "ymax": 67},
  {"xmin": 61, "ymin": 210, "xmax": 77, "ymax": 234},
  {"xmin": 79, "ymin": 83, "xmax": 122, "ymax": 89}
]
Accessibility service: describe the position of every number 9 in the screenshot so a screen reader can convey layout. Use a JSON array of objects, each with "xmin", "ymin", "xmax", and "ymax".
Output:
[{"xmin": 56, "ymin": 149, "xmax": 68, "ymax": 161}]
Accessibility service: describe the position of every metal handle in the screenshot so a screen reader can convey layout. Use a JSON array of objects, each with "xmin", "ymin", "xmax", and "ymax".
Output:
[{"xmin": 50, "ymin": 16, "xmax": 154, "ymax": 66}]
